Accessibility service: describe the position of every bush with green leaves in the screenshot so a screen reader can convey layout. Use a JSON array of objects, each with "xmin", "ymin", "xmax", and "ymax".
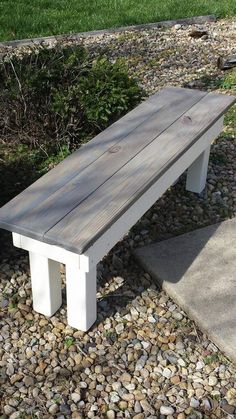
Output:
[
  {"xmin": 219, "ymin": 69, "xmax": 236, "ymax": 90},
  {"xmin": 0, "ymin": 43, "xmax": 143, "ymax": 153}
]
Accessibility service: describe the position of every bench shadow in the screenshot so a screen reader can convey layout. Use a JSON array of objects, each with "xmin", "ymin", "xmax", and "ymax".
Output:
[
  {"xmin": 94, "ymin": 219, "xmax": 221, "ymax": 330},
  {"xmin": 96, "ymin": 247, "xmax": 153, "ymax": 320},
  {"xmin": 182, "ymin": 72, "xmax": 224, "ymax": 92},
  {"xmin": 0, "ymin": 153, "xmax": 40, "ymax": 208},
  {"xmin": 0, "ymin": 156, "xmax": 41, "ymax": 260},
  {"xmin": 133, "ymin": 221, "xmax": 224, "ymax": 286}
]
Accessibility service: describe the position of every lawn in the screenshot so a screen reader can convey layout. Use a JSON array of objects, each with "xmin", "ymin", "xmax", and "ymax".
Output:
[{"xmin": 0, "ymin": 0, "xmax": 236, "ymax": 42}]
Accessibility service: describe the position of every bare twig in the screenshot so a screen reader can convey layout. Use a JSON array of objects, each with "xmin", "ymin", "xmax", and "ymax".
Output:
[
  {"xmin": 9, "ymin": 59, "xmax": 27, "ymax": 115},
  {"xmin": 108, "ymin": 361, "xmax": 125, "ymax": 372},
  {"xmin": 34, "ymin": 139, "xmax": 49, "ymax": 157},
  {"xmin": 193, "ymin": 323, "xmax": 201, "ymax": 343},
  {"xmin": 75, "ymin": 343, "xmax": 87, "ymax": 357}
]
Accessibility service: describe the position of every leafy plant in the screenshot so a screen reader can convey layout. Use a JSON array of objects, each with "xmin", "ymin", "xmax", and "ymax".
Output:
[
  {"xmin": 224, "ymin": 105, "xmax": 236, "ymax": 129},
  {"xmin": 8, "ymin": 302, "xmax": 17, "ymax": 310},
  {"xmin": 53, "ymin": 395, "xmax": 62, "ymax": 405},
  {"xmin": 39, "ymin": 145, "xmax": 71, "ymax": 173},
  {"xmin": 219, "ymin": 69, "xmax": 236, "ymax": 90},
  {"xmin": 64, "ymin": 337, "xmax": 75, "ymax": 348},
  {"xmin": 0, "ymin": 43, "xmax": 143, "ymax": 154},
  {"xmin": 0, "ymin": 43, "xmax": 143, "ymax": 205},
  {"xmin": 203, "ymin": 353, "xmax": 219, "ymax": 365},
  {"xmin": 103, "ymin": 330, "xmax": 117, "ymax": 342}
]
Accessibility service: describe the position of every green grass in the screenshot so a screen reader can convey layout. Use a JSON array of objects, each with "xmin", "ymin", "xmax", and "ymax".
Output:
[
  {"xmin": 0, "ymin": 0, "xmax": 236, "ymax": 41},
  {"xmin": 219, "ymin": 70, "xmax": 236, "ymax": 132},
  {"xmin": 220, "ymin": 69, "xmax": 236, "ymax": 91},
  {"xmin": 64, "ymin": 337, "xmax": 75, "ymax": 348}
]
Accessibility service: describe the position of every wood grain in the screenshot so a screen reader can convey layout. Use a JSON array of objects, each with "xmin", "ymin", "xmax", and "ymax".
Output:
[
  {"xmin": 45, "ymin": 91, "xmax": 235, "ymax": 253},
  {"xmin": 0, "ymin": 87, "xmax": 234, "ymax": 254},
  {"xmin": 0, "ymin": 87, "xmax": 206, "ymax": 239}
]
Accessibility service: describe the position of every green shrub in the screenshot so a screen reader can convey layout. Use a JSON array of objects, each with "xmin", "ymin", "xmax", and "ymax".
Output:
[
  {"xmin": 0, "ymin": 43, "xmax": 143, "ymax": 153},
  {"xmin": 219, "ymin": 69, "xmax": 236, "ymax": 131},
  {"xmin": 220, "ymin": 69, "xmax": 236, "ymax": 90}
]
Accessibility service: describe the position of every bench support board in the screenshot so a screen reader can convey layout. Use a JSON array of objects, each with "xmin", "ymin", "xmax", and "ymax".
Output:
[
  {"xmin": 66, "ymin": 260, "xmax": 97, "ymax": 331},
  {"xmin": 29, "ymin": 252, "xmax": 62, "ymax": 316},
  {"xmin": 12, "ymin": 116, "xmax": 224, "ymax": 331},
  {"xmin": 186, "ymin": 145, "xmax": 211, "ymax": 193},
  {"xmin": 83, "ymin": 117, "xmax": 224, "ymax": 266}
]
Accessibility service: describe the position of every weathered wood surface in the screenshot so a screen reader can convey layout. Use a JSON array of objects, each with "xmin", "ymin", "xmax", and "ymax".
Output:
[
  {"xmin": 0, "ymin": 87, "xmax": 205, "ymax": 238},
  {"xmin": 46, "ymin": 91, "xmax": 235, "ymax": 253},
  {"xmin": 0, "ymin": 87, "xmax": 234, "ymax": 253}
]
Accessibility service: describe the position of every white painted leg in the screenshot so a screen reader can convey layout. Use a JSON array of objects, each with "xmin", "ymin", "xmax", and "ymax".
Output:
[
  {"xmin": 66, "ymin": 257, "xmax": 97, "ymax": 331},
  {"xmin": 186, "ymin": 145, "xmax": 211, "ymax": 193},
  {"xmin": 29, "ymin": 252, "xmax": 62, "ymax": 316}
]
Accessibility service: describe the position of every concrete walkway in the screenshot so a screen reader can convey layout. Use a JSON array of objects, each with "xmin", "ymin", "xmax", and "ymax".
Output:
[{"xmin": 134, "ymin": 218, "xmax": 236, "ymax": 363}]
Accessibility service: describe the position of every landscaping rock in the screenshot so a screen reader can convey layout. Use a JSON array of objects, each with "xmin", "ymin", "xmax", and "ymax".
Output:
[
  {"xmin": 189, "ymin": 28, "xmax": 208, "ymax": 38},
  {"xmin": 160, "ymin": 405, "xmax": 175, "ymax": 415}
]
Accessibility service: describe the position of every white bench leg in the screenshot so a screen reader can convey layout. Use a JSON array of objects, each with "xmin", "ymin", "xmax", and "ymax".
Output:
[
  {"xmin": 186, "ymin": 145, "xmax": 211, "ymax": 193},
  {"xmin": 66, "ymin": 257, "xmax": 97, "ymax": 331},
  {"xmin": 29, "ymin": 252, "xmax": 62, "ymax": 316}
]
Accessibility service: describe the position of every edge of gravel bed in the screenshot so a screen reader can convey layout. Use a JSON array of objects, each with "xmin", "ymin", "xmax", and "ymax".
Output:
[{"xmin": 0, "ymin": 14, "xmax": 216, "ymax": 48}]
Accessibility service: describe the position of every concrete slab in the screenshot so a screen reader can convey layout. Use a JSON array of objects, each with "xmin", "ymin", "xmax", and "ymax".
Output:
[{"xmin": 134, "ymin": 218, "xmax": 236, "ymax": 363}]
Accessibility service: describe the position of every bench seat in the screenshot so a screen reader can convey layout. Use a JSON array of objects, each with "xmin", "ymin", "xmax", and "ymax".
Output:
[{"xmin": 0, "ymin": 86, "xmax": 234, "ymax": 330}]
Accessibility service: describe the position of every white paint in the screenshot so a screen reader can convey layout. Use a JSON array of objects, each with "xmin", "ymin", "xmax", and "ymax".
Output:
[
  {"xmin": 66, "ymin": 258, "xmax": 97, "ymax": 331},
  {"xmin": 13, "ymin": 232, "xmax": 80, "ymax": 265},
  {"xmin": 12, "ymin": 116, "xmax": 224, "ymax": 331},
  {"xmin": 84, "ymin": 117, "xmax": 224, "ymax": 265},
  {"xmin": 29, "ymin": 252, "xmax": 62, "ymax": 316},
  {"xmin": 186, "ymin": 145, "xmax": 211, "ymax": 193},
  {"xmin": 12, "ymin": 232, "xmax": 21, "ymax": 248}
]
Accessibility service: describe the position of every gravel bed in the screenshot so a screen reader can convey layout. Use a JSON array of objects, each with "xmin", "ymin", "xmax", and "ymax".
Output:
[{"xmin": 1, "ymin": 19, "xmax": 236, "ymax": 418}]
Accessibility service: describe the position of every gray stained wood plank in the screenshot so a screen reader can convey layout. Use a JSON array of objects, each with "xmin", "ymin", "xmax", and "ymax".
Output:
[
  {"xmin": 45, "ymin": 91, "xmax": 235, "ymax": 254},
  {"xmin": 0, "ymin": 87, "xmax": 206, "ymax": 240}
]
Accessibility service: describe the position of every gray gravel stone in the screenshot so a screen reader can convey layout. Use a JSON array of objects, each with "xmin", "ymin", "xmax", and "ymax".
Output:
[{"xmin": 160, "ymin": 405, "xmax": 175, "ymax": 415}]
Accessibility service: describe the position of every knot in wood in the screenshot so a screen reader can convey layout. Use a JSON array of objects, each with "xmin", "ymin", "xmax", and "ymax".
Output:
[
  {"xmin": 109, "ymin": 145, "xmax": 121, "ymax": 153},
  {"xmin": 182, "ymin": 115, "xmax": 192, "ymax": 124}
]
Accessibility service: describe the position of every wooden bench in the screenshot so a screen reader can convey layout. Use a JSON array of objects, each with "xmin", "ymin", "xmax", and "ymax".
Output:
[{"xmin": 0, "ymin": 87, "xmax": 234, "ymax": 331}]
